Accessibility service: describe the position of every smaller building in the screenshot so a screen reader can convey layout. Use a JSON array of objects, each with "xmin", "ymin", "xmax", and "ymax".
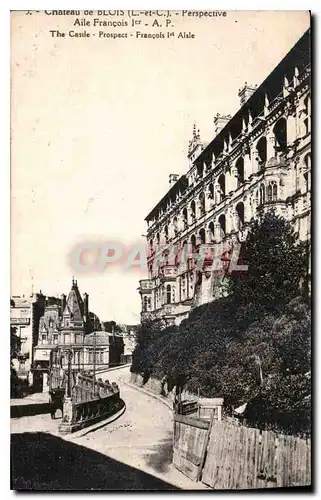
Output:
[
  {"xmin": 10, "ymin": 293, "xmax": 46, "ymax": 383},
  {"xmin": 32, "ymin": 279, "xmax": 101, "ymax": 392},
  {"xmin": 119, "ymin": 325, "xmax": 138, "ymax": 364}
]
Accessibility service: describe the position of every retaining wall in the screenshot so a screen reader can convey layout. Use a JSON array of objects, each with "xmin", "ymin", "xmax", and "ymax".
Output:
[{"xmin": 130, "ymin": 373, "xmax": 197, "ymax": 402}]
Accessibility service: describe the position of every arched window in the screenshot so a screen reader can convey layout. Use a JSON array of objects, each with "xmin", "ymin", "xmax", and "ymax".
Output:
[
  {"xmin": 218, "ymin": 214, "xmax": 226, "ymax": 238},
  {"xmin": 256, "ymin": 137, "xmax": 267, "ymax": 168},
  {"xmin": 273, "ymin": 118, "xmax": 287, "ymax": 152},
  {"xmin": 180, "ymin": 240, "xmax": 188, "ymax": 264},
  {"xmin": 208, "ymin": 221, "xmax": 215, "ymax": 242},
  {"xmin": 173, "ymin": 216, "xmax": 178, "ymax": 236},
  {"xmin": 235, "ymin": 202, "xmax": 245, "ymax": 230},
  {"xmin": 218, "ymin": 174, "xmax": 226, "ymax": 201},
  {"xmin": 208, "ymin": 183, "xmax": 214, "ymax": 200},
  {"xmin": 156, "ymin": 232, "xmax": 160, "ymax": 245},
  {"xmin": 199, "ymin": 192, "xmax": 206, "ymax": 216},
  {"xmin": 236, "ymin": 157, "xmax": 245, "ymax": 187},
  {"xmin": 260, "ymin": 184, "xmax": 265, "ymax": 205},
  {"xmin": 182, "ymin": 207, "xmax": 188, "ymax": 229},
  {"xmin": 191, "ymin": 234, "xmax": 196, "ymax": 250},
  {"xmin": 304, "ymin": 153, "xmax": 311, "ymax": 169},
  {"xmin": 166, "ymin": 285, "xmax": 171, "ymax": 304},
  {"xmin": 267, "ymin": 183, "xmax": 273, "ymax": 202},
  {"xmin": 197, "ymin": 163, "xmax": 204, "ymax": 178},
  {"xmin": 191, "ymin": 201, "xmax": 196, "ymax": 221},
  {"xmin": 199, "ymin": 228, "xmax": 206, "ymax": 245},
  {"xmin": 272, "ymin": 182, "xmax": 278, "ymax": 200}
]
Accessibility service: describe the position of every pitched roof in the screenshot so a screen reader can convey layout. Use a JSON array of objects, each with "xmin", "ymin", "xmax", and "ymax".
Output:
[{"xmin": 63, "ymin": 279, "xmax": 84, "ymax": 321}]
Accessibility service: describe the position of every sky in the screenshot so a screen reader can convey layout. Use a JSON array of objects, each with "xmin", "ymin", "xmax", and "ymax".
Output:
[{"xmin": 11, "ymin": 10, "xmax": 310, "ymax": 324}]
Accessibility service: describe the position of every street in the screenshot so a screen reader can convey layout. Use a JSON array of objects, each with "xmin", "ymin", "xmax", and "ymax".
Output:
[{"xmin": 11, "ymin": 366, "xmax": 206, "ymax": 490}]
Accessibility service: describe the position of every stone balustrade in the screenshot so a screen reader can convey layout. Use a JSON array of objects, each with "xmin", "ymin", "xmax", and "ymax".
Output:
[{"xmin": 58, "ymin": 373, "xmax": 123, "ymax": 434}]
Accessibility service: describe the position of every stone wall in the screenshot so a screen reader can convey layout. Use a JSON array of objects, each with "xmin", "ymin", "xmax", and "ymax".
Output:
[{"xmin": 130, "ymin": 372, "xmax": 197, "ymax": 403}]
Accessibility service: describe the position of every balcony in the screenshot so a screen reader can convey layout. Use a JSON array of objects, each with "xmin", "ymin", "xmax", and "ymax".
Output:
[
  {"xmin": 160, "ymin": 264, "xmax": 177, "ymax": 280},
  {"xmin": 297, "ymin": 64, "xmax": 311, "ymax": 85},
  {"xmin": 139, "ymin": 279, "xmax": 153, "ymax": 292},
  {"xmin": 268, "ymin": 92, "xmax": 284, "ymax": 113}
]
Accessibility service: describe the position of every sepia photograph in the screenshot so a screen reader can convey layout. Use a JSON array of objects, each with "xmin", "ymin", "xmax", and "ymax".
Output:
[{"xmin": 10, "ymin": 9, "xmax": 311, "ymax": 491}]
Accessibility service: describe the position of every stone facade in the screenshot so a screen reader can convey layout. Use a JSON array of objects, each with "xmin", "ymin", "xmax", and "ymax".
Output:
[
  {"xmin": 32, "ymin": 279, "xmax": 101, "ymax": 391},
  {"xmin": 138, "ymin": 29, "xmax": 311, "ymax": 326},
  {"xmin": 10, "ymin": 293, "xmax": 46, "ymax": 382}
]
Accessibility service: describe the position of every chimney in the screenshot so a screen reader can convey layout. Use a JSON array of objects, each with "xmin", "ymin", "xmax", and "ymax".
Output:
[
  {"xmin": 83, "ymin": 293, "xmax": 89, "ymax": 320},
  {"xmin": 169, "ymin": 174, "xmax": 179, "ymax": 188},
  {"xmin": 60, "ymin": 294, "xmax": 66, "ymax": 319},
  {"xmin": 213, "ymin": 113, "xmax": 232, "ymax": 136},
  {"xmin": 238, "ymin": 82, "xmax": 257, "ymax": 107}
]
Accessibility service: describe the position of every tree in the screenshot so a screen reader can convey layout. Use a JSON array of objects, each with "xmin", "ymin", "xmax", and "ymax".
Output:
[
  {"xmin": 11, "ymin": 326, "xmax": 22, "ymax": 398},
  {"xmin": 11, "ymin": 326, "xmax": 21, "ymax": 360},
  {"xmin": 226, "ymin": 211, "xmax": 309, "ymax": 308},
  {"xmin": 103, "ymin": 320, "xmax": 122, "ymax": 333}
]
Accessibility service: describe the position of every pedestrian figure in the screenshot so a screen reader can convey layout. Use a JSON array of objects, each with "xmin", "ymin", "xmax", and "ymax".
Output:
[{"xmin": 50, "ymin": 387, "xmax": 64, "ymax": 419}]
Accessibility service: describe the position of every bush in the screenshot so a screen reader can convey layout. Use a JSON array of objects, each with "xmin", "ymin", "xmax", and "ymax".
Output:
[{"xmin": 131, "ymin": 213, "xmax": 311, "ymax": 435}]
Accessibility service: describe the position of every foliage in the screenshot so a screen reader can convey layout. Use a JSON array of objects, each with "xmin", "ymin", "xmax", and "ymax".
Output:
[
  {"xmin": 131, "ymin": 213, "xmax": 311, "ymax": 435},
  {"xmin": 11, "ymin": 326, "xmax": 21, "ymax": 360},
  {"xmin": 103, "ymin": 320, "xmax": 123, "ymax": 333},
  {"xmin": 226, "ymin": 211, "xmax": 309, "ymax": 308}
]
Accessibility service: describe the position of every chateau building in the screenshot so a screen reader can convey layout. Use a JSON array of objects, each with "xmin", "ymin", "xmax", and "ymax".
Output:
[{"xmin": 139, "ymin": 29, "xmax": 311, "ymax": 326}]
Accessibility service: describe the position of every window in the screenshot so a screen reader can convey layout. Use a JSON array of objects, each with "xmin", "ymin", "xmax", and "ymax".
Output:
[
  {"xmin": 182, "ymin": 208, "xmax": 188, "ymax": 229},
  {"xmin": 256, "ymin": 137, "xmax": 267, "ymax": 167},
  {"xmin": 208, "ymin": 222, "xmax": 215, "ymax": 242},
  {"xmin": 191, "ymin": 201, "xmax": 196, "ymax": 220},
  {"xmin": 166, "ymin": 285, "xmax": 171, "ymax": 304},
  {"xmin": 173, "ymin": 217, "xmax": 178, "ymax": 236},
  {"xmin": 199, "ymin": 228, "xmax": 206, "ymax": 245},
  {"xmin": 235, "ymin": 203, "xmax": 245, "ymax": 230},
  {"xmin": 267, "ymin": 184, "xmax": 273, "ymax": 202},
  {"xmin": 218, "ymin": 214, "xmax": 226, "ymax": 238},
  {"xmin": 164, "ymin": 225, "xmax": 169, "ymax": 243},
  {"xmin": 143, "ymin": 296, "xmax": 148, "ymax": 312},
  {"xmin": 218, "ymin": 174, "xmax": 226, "ymax": 201},
  {"xmin": 273, "ymin": 118, "xmax": 287, "ymax": 152},
  {"xmin": 260, "ymin": 184, "xmax": 265, "ymax": 205},
  {"xmin": 236, "ymin": 158, "xmax": 245, "ymax": 187},
  {"xmin": 304, "ymin": 153, "xmax": 311, "ymax": 169},
  {"xmin": 199, "ymin": 192, "xmax": 206, "ymax": 216}
]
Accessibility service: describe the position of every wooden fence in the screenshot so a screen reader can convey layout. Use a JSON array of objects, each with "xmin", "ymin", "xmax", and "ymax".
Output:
[
  {"xmin": 201, "ymin": 420, "xmax": 311, "ymax": 489},
  {"xmin": 173, "ymin": 414, "xmax": 212, "ymax": 481},
  {"xmin": 173, "ymin": 417, "xmax": 311, "ymax": 489}
]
